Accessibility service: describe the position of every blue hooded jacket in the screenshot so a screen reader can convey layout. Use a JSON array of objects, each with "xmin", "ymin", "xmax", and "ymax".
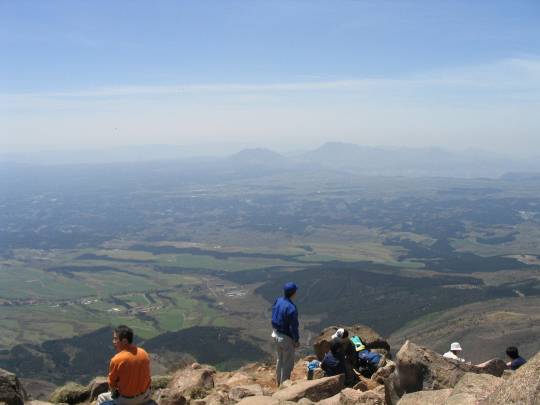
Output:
[
  {"xmin": 510, "ymin": 357, "xmax": 526, "ymax": 370},
  {"xmin": 321, "ymin": 351, "xmax": 345, "ymax": 377},
  {"xmin": 271, "ymin": 296, "xmax": 299, "ymax": 342}
]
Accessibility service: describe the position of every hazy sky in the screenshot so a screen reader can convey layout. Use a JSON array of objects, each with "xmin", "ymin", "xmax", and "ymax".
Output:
[{"xmin": 1, "ymin": 0, "xmax": 539, "ymax": 156}]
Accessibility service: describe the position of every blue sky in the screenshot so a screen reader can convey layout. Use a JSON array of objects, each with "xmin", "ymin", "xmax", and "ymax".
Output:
[{"xmin": 1, "ymin": 0, "xmax": 539, "ymax": 155}]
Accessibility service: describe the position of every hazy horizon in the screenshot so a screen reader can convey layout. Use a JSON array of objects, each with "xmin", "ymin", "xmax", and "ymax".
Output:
[
  {"xmin": 2, "ymin": 140, "xmax": 538, "ymax": 161},
  {"xmin": 1, "ymin": 1, "xmax": 539, "ymax": 158}
]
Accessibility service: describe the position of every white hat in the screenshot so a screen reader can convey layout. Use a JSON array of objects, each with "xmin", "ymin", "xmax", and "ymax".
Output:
[
  {"xmin": 450, "ymin": 342, "xmax": 462, "ymax": 351},
  {"xmin": 331, "ymin": 328, "xmax": 345, "ymax": 340}
]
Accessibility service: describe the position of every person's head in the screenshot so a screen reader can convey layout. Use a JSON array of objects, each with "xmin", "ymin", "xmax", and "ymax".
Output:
[
  {"xmin": 331, "ymin": 328, "xmax": 345, "ymax": 340},
  {"xmin": 506, "ymin": 346, "xmax": 519, "ymax": 360},
  {"xmin": 283, "ymin": 282, "xmax": 298, "ymax": 300},
  {"xmin": 450, "ymin": 342, "xmax": 462, "ymax": 355},
  {"xmin": 113, "ymin": 325, "xmax": 134, "ymax": 351}
]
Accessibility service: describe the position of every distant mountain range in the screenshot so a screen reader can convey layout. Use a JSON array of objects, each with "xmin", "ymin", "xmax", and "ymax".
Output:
[
  {"xmin": 227, "ymin": 143, "xmax": 540, "ymax": 178},
  {"xmin": 2, "ymin": 142, "xmax": 540, "ymax": 179},
  {"xmin": 299, "ymin": 143, "xmax": 540, "ymax": 178}
]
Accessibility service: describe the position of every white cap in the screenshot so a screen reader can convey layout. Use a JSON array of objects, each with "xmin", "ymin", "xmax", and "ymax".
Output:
[
  {"xmin": 450, "ymin": 342, "xmax": 462, "ymax": 351},
  {"xmin": 331, "ymin": 328, "xmax": 345, "ymax": 340}
]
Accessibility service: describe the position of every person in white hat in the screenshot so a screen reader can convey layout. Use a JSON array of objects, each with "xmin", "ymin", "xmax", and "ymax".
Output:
[
  {"xmin": 443, "ymin": 342, "xmax": 465, "ymax": 362},
  {"xmin": 331, "ymin": 328, "xmax": 345, "ymax": 340}
]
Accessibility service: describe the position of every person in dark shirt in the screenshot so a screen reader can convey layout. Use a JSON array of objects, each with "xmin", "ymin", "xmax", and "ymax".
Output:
[
  {"xmin": 334, "ymin": 329, "xmax": 358, "ymax": 386},
  {"xmin": 271, "ymin": 282, "xmax": 299, "ymax": 385},
  {"xmin": 321, "ymin": 339, "xmax": 345, "ymax": 377},
  {"xmin": 506, "ymin": 346, "xmax": 527, "ymax": 370}
]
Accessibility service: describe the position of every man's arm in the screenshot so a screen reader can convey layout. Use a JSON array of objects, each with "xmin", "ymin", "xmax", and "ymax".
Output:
[
  {"xmin": 320, "ymin": 357, "xmax": 328, "ymax": 371},
  {"xmin": 289, "ymin": 306, "xmax": 299, "ymax": 344},
  {"xmin": 108, "ymin": 358, "xmax": 120, "ymax": 389}
]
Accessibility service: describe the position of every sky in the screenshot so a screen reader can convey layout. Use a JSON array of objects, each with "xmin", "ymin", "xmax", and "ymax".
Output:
[{"xmin": 1, "ymin": 0, "xmax": 539, "ymax": 156}]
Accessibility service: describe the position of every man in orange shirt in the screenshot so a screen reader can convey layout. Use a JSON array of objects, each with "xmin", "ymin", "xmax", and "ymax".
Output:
[{"xmin": 97, "ymin": 325, "xmax": 152, "ymax": 405}]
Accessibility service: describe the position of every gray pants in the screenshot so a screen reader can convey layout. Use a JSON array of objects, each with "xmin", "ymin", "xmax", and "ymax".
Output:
[
  {"xmin": 97, "ymin": 389, "xmax": 151, "ymax": 405},
  {"xmin": 273, "ymin": 331, "xmax": 295, "ymax": 385}
]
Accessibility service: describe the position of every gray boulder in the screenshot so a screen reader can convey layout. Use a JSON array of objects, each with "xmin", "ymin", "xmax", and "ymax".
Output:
[
  {"xmin": 272, "ymin": 375, "xmax": 344, "ymax": 402},
  {"xmin": 167, "ymin": 363, "xmax": 215, "ymax": 400},
  {"xmin": 88, "ymin": 377, "xmax": 109, "ymax": 401},
  {"xmin": 191, "ymin": 391, "xmax": 227, "ymax": 405},
  {"xmin": 228, "ymin": 384, "xmax": 263, "ymax": 401},
  {"xmin": 396, "ymin": 341, "xmax": 505, "ymax": 392},
  {"xmin": 447, "ymin": 373, "xmax": 503, "ymax": 403},
  {"xmin": 317, "ymin": 393, "xmax": 341, "ymax": 405},
  {"xmin": 154, "ymin": 388, "xmax": 187, "ymax": 405},
  {"xmin": 384, "ymin": 371, "xmax": 405, "ymax": 405},
  {"xmin": 397, "ymin": 389, "xmax": 453, "ymax": 405},
  {"xmin": 484, "ymin": 350, "xmax": 540, "ymax": 404},
  {"xmin": 0, "ymin": 369, "xmax": 26, "ymax": 405},
  {"xmin": 49, "ymin": 383, "xmax": 89, "ymax": 405},
  {"xmin": 445, "ymin": 393, "xmax": 478, "ymax": 405},
  {"xmin": 236, "ymin": 396, "xmax": 296, "ymax": 405},
  {"xmin": 152, "ymin": 375, "xmax": 173, "ymax": 390},
  {"xmin": 26, "ymin": 402, "xmax": 56, "ymax": 405},
  {"xmin": 371, "ymin": 359, "xmax": 396, "ymax": 384},
  {"xmin": 340, "ymin": 386, "xmax": 386, "ymax": 405}
]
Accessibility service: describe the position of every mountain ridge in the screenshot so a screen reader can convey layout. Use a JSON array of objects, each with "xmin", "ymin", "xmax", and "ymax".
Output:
[{"xmin": 4, "ymin": 142, "xmax": 539, "ymax": 178}]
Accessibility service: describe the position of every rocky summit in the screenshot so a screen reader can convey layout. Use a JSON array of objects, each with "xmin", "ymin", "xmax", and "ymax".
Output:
[{"xmin": 1, "ymin": 325, "xmax": 538, "ymax": 405}]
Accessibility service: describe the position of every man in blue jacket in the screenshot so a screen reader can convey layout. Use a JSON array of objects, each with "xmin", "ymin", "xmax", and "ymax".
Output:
[{"xmin": 271, "ymin": 282, "xmax": 299, "ymax": 385}]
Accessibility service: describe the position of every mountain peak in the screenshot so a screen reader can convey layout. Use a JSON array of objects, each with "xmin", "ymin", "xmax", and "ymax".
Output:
[{"xmin": 229, "ymin": 148, "xmax": 288, "ymax": 165}]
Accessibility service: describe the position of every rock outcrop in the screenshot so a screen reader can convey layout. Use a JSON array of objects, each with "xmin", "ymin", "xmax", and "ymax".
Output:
[
  {"xmin": 228, "ymin": 384, "xmax": 263, "ymax": 401},
  {"xmin": 152, "ymin": 375, "xmax": 173, "ymax": 390},
  {"xmin": 371, "ymin": 359, "xmax": 395, "ymax": 384},
  {"xmin": 339, "ymin": 386, "xmax": 385, "ymax": 404},
  {"xmin": 236, "ymin": 396, "xmax": 295, "ymax": 405},
  {"xmin": 26, "ymin": 401, "xmax": 55, "ymax": 405},
  {"xmin": 154, "ymin": 388, "xmax": 187, "ymax": 405},
  {"xmin": 397, "ymin": 389, "xmax": 453, "ymax": 405},
  {"xmin": 484, "ymin": 350, "xmax": 540, "ymax": 404},
  {"xmin": 272, "ymin": 375, "xmax": 344, "ymax": 402},
  {"xmin": 49, "ymin": 382, "xmax": 89, "ymax": 404},
  {"xmin": 4, "ymin": 327, "xmax": 538, "ymax": 405},
  {"xmin": 448, "ymin": 373, "xmax": 503, "ymax": 403},
  {"xmin": 397, "ymin": 370, "xmax": 506, "ymax": 405},
  {"xmin": 0, "ymin": 368, "xmax": 27, "ymax": 405},
  {"xmin": 395, "ymin": 340, "xmax": 505, "ymax": 392},
  {"xmin": 317, "ymin": 393, "xmax": 341, "ymax": 405},
  {"xmin": 167, "ymin": 363, "xmax": 216, "ymax": 400},
  {"xmin": 88, "ymin": 377, "xmax": 109, "ymax": 401}
]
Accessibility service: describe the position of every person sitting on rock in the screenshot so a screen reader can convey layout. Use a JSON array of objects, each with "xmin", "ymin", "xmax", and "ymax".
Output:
[
  {"xmin": 321, "ymin": 338, "xmax": 346, "ymax": 377},
  {"xmin": 97, "ymin": 325, "xmax": 152, "ymax": 405},
  {"xmin": 443, "ymin": 342, "xmax": 465, "ymax": 362},
  {"xmin": 506, "ymin": 346, "xmax": 527, "ymax": 370},
  {"xmin": 356, "ymin": 347, "xmax": 383, "ymax": 378},
  {"xmin": 335, "ymin": 329, "xmax": 359, "ymax": 385}
]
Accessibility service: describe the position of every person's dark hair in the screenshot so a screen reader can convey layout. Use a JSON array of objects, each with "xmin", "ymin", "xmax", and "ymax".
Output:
[
  {"xmin": 506, "ymin": 346, "xmax": 519, "ymax": 359},
  {"xmin": 115, "ymin": 325, "xmax": 134, "ymax": 344}
]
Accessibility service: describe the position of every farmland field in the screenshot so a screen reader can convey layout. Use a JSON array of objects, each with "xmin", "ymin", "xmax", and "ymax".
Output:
[{"xmin": 1, "ymin": 160, "xmax": 540, "ymax": 384}]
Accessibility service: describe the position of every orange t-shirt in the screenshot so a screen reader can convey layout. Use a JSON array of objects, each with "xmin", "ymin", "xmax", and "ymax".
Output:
[{"xmin": 108, "ymin": 346, "xmax": 151, "ymax": 397}]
